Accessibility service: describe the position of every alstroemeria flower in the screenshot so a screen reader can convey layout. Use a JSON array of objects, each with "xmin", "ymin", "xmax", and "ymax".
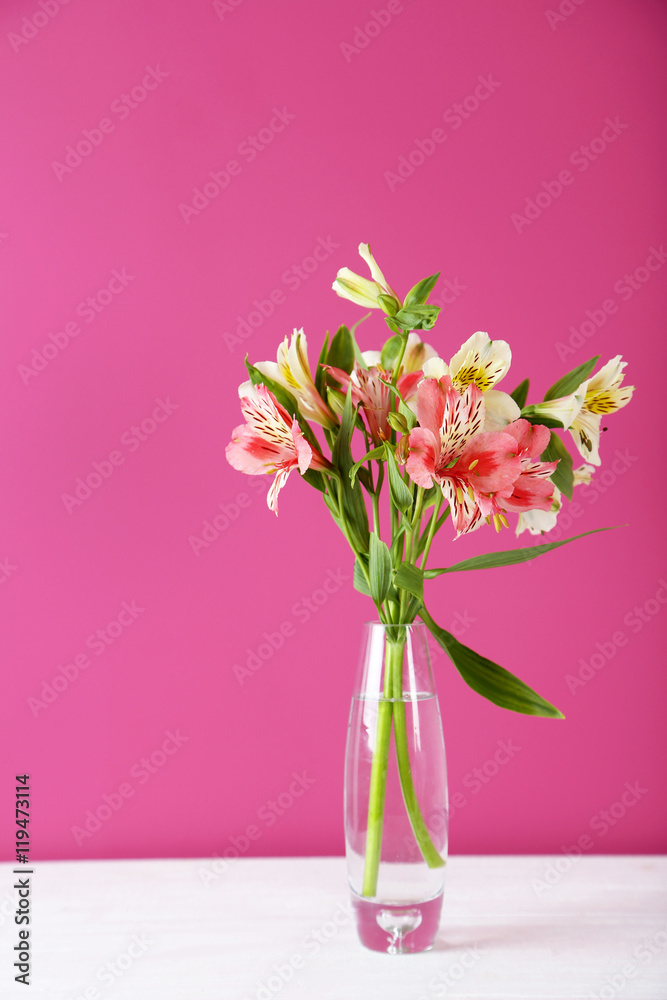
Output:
[
  {"xmin": 568, "ymin": 356, "xmax": 634, "ymax": 465},
  {"xmin": 326, "ymin": 362, "xmax": 422, "ymax": 445},
  {"xmin": 406, "ymin": 376, "xmax": 522, "ymax": 535},
  {"xmin": 333, "ymin": 243, "xmax": 401, "ymax": 313},
  {"xmin": 516, "ymin": 463, "xmax": 594, "ymax": 537},
  {"xmin": 423, "ymin": 332, "xmax": 517, "ymax": 433},
  {"xmin": 500, "ymin": 420, "xmax": 557, "ymax": 514},
  {"xmin": 523, "ymin": 388, "xmax": 586, "ymax": 431},
  {"xmin": 255, "ymin": 328, "xmax": 337, "ymax": 430},
  {"xmin": 226, "ymin": 383, "xmax": 330, "ymax": 514},
  {"xmin": 423, "ymin": 331, "xmax": 512, "ymax": 390}
]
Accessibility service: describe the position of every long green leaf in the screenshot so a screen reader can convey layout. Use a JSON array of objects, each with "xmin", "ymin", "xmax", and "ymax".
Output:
[
  {"xmin": 314, "ymin": 332, "xmax": 330, "ymax": 396},
  {"xmin": 544, "ymin": 356, "xmax": 599, "ymax": 402},
  {"xmin": 383, "ymin": 444, "xmax": 413, "ymax": 514},
  {"xmin": 542, "ymin": 431, "xmax": 573, "ymax": 500},
  {"xmin": 381, "ymin": 334, "xmax": 403, "ymax": 370},
  {"xmin": 509, "ymin": 378, "xmax": 530, "ymax": 409},
  {"xmin": 354, "ymin": 558, "xmax": 370, "ymax": 596},
  {"xmin": 394, "ymin": 562, "xmax": 424, "ymax": 602},
  {"xmin": 404, "ymin": 272, "xmax": 440, "ymax": 307},
  {"xmin": 421, "ymin": 610, "xmax": 564, "ymax": 718},
  {"xmin": 424, "ymin": 527, "xmax": 615, "ymax": 576},
  {"xmin": 332, "ymin": 387, "xmax": 369, "ymax": 553},
  {"xmin": 369, "ymin": 533, "xmax": 392, "ymax": 605},
  {"xmin": 349, "ymin": 446, "xmax": 384, "ymax": 487},
  {"xmin": 328, "ymin": 325, "xmax": 355, "ymax": 374}
]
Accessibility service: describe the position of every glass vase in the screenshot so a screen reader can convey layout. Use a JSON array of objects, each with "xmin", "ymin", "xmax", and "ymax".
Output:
[{"xmin": 344, "ymin": 621, "xmax": 448, "ymax": 954}]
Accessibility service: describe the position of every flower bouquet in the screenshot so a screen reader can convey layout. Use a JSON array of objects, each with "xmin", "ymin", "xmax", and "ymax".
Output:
[{"xmin": 226, "ymin": 243, "xmax": 633, "ymax": 952}]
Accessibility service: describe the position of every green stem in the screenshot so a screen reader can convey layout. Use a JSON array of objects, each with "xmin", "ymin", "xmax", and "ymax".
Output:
[
  {"xmin": 389, "ymin": 639, "xmax": 445, "ymax": 870},
  {"xmin": 361, "ymin": 645, "xmax": 394, "ymax": 897},
  {"xmin": 361, "ymin": 633, "xmax": 445, "ymax": 897},
  {"xmin": 420, "ymin": 493, "xmax": 444, "ymax": 568}
]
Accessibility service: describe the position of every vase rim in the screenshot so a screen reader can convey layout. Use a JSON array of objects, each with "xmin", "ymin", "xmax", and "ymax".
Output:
[{"xmin": 363, "ymin": 619, "xmax": 426, "ymax": 627}]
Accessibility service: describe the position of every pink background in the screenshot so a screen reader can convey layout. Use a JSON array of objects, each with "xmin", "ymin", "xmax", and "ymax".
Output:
[{"xmin": 1, "ymin": 0, "xmax": 665, "ymax": 862}]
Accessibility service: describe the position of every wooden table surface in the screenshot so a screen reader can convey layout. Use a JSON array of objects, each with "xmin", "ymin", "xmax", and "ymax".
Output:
[{"xmin": 2, "ymin": 855, "xmax": 665, "ymax": 999}]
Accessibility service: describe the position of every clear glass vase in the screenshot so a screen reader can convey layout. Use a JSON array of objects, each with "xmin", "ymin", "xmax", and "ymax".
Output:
[{"xmin": 344, "ymin": 622, "xmax": 448, "ymax": 954}]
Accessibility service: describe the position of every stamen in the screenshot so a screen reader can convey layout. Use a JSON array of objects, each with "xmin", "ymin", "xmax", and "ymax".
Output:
[{"xmin": 468, "ymin": 459, "xmax": 479, "ymax": 470}]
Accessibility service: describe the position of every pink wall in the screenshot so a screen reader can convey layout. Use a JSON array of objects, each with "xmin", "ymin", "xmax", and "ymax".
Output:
[{"xmin": 1, "ymin": 0, "xmax": 665, "ymax": 862}]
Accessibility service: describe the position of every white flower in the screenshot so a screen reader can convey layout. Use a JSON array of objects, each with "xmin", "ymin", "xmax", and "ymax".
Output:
[
  {"xmin": 333, "ymin": 243, "xmax": 401, "ymax": 312},
  {"xmin": 255, "ymin": 328, "xmax": 336, "ymax": 429},
  {"xmin": 568, "ymin": 356, "xmax": 634, "ymax": 466}
]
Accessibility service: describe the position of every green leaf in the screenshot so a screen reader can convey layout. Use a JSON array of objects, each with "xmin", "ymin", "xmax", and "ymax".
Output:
[
  {"xmin": 245, "ymin": 357, "xmax": 321, "ymax": 452},
  {"xmin": 394, "ymin": 562, "xmax": 424, "ymax": 602},
  {"xmin": 369, "ymin": 532, "xmax": 392, "ymax": 605},
  {"xmin": 376, "ymin": 376, "xmax": 418, "ymax": 430},
  {"xmin": 354, "ymin": 558, "xmax": 371, "ymax": 596},
  {"xmin": 383, "ymin": 444, "xmax": 413, "ymax": 514},
  {"xmin": 421, "ymin": 610, "xmax": 564, "ymax": 718},
  {"xmin": 301, "ymin": 470, "xmax": 326, "ymax": 493},
  {"xmin": 381, "ymin": 334, "xmax": 403, "ymax": 370},
  {"xmin": 542, "ymin": 431, "xmax": 574, "ymax": 500},
  {"xmin": 424, "ymin": 526, "xmax": 615, "ymax": 576},
  {"xmin": 404, "ymin": 272, "xmax": 440, "ymax": 307},
  {"xmin": 327, "ymin": 325, "xmax": 355, "ymax": 374},
  {"xmin": 509, "ymin": 378, "xmax": 529, "ymax": 409},
  {"xmin": 390, "ymin": 526, "xmax": 406, "ymax": 565},
  {"xmin": 314, "ymin": 332, "xmax": 330, "ymax": 396},
  {"xmin": 349, "ymin": 445, "xmax": 384, "ymax": 487},
  {"xmin": 385, "ymin": 316, "xmax": 402, "ymax": 334},
  {"xmin": 332, "ymin": 387, "xmax": 369, "ymax": 553},
  {"xmin": 393, "ymin": 304, "xmax": 441, "ymax": 331},
  {"xmin": 544, "ymin": 356, "xmax": 599, "ymax": 402}
]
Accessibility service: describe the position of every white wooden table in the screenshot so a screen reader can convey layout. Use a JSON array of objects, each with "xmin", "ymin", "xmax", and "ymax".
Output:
[{"xmin": 1, "ymin": 856, "xmax": 665, "ymax": 999}]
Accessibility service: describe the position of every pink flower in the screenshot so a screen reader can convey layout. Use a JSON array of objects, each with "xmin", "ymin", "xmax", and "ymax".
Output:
[
  {"xmin": 406, "ymin": 376, "xmax": 522, "ymax": 534},
  {"xmin": 500, "ymin": 420, "xmax": 557, "ymax": 514},
  {"xmin": 226, "ymin": 383, "xmax": 330, "ymax": 514},
  {"xmin": 326, "ymin": 363, "xmax": 422, "ymax": 445}
]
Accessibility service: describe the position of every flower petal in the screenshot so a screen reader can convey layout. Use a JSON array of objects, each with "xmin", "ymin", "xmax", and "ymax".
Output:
[
  {"xmin": 406, "ymin": 428, "xmax": 439, "ymax": 488},
  {"xmin": 449, "ymin": 331, "xmax": 512, "ymax": 392},
  {"xmin": 483, "ymin": 390, "xmax": 521, "ymax": 432}
]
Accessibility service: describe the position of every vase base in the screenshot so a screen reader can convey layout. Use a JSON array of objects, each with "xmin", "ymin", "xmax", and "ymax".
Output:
[{"xmin": 350, "ymin": 890, "xmax": 443, "ymax": 954}]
